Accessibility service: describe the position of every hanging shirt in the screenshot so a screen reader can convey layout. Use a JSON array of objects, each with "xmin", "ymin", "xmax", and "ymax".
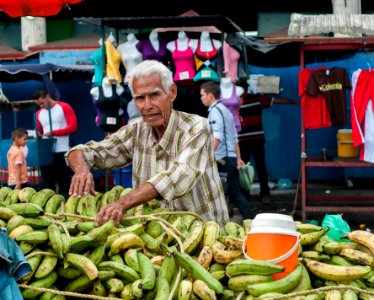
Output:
[
  {"xmin": 306, "ymin": 67, "xmax": 351, "ymax": 125},
  {"xmin": 220, "ymin": 85, "xmax": 241, "ymax": 132},
  {"xmin": 193, "ymin": 39, "xmax": 219, "ymax": 82},
  {"xmin": 351, "ymin": 68, "xmax": 374, "ymax": 163},
  {"xmin": 238, "ymin": 94, "xmax": 272, "ymax": 143},
  {"xmin": 0, "ymin": 227, "xmax": 32, "ymax": 300},
  {"xmin": 136, "ymin": 38, "xmax": 169, "ymax": 65},
  {"xmin": 91, "ymin": 45, "xmax": 106, "ymax": 86},
  {"xmin": 298, "ymin": 67, "xmax": 331, "ymax": 129},
  {"xmin": 105, "ymin": 40, "xmax": 122, "ymax": 83},
  {"xmin": 36, "ymin": 101, "xmax": 78, "ymax": 153},
  {"xmin": 223, "ymin": 41, "xmax": 241, "ymax": 83},
  {"xmin": 171, "ymin": 39, "xmax": 196, "ymax": 81},
  {"xmin": 117, "ymin": 41, "xmax": 143, "ymax": 84},
  {"xmin": 66, "ymin": 110, "xmax": 230, "ymax": 229}
]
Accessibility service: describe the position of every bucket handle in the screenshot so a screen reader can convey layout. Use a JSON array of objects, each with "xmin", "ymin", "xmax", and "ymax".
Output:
[{"xmin": 242, "ymin": 233, "xmax": 300, "ymax": 264}]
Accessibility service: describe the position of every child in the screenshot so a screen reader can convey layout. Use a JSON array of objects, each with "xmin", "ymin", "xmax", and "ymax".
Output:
[{"xmin": 7, "ymin": 128, "xmax": 29, "ymax": 189}]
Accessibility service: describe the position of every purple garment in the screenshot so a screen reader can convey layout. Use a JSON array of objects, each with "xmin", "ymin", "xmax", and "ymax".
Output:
[
  {"xmin": 136, "ymin": 38, "xmax": 168, "ymax": 63},
  {"xmin": 220, "ymin": 85, "xmax": 241, "ymax": 132}
]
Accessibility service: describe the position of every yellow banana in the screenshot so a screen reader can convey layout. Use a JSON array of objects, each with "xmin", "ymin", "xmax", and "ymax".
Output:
[
  {"xmin": 18, "ymin": 186, "xmax": 37, "ymax": 202},
  {"xmin": 6, "ymin": 215, "xmax": 26, "ymax": 232},
  {"xmin": 66, "ymin": 253, "xmax": 98, "ymax": 281},
  {"xmin": 0, "ymin": 206, "xmax": 17, "ymax": 220},
  {"xmin": 228, "ymin": 274, "xmax": 274, "ymax": 292},
  {"xmin": 193, "ymin": 279, "xmax": 217, "ymax": 300},
  {"xmin": 109, "ymin": 231, "xmax": 144, "ymax": 255},
  {"xmin": 198, "ymin": 245, "xmax": 213, "ymax": 270},
  {"xmin": 203, "ymin": 220, "xmax": 220, "ymax": 248},
  {"xmin": 339, "ymin": 248, "xmax": 374, "ymax": 266},
  {"xmin": 303, "ymin": 258, "xmax": 371, "ymax": 281},
  {"xmin": 219, "ymin": 235, "xmax": 244, "ymax": 250},
  {"xmin": 246, "ymin": 263, "xmax": 303, "ymax": 297},
  {"xmin": 212, "ymin": 242, "xmax": 243, "ymax": 264},
  {"xmin": 178, "ymin": 278, "xmax": 193, "ymax": 300},
  {"xmin": 344, "ymin": 230, "xmax": 374, "ymax": 255},
  {"xmin": 182, "ymin": 220, "xmax": 204, "ymax": 254},
  {"xmin": 9, "ymin": 224, "xmax": 33, "ymax": 240},
  {"xmin": 226, "ymin": 258, "xmax": 285, "ymax": 277}
]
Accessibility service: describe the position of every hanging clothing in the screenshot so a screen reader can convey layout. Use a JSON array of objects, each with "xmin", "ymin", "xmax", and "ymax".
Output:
[
  {"xmin": 91, "ymin": 45, "xmax": 106, "ymax": 86},
  {"xmin": 136, "ymin": 38, "xmax": 169, "ymax": 65},
  {"xmin": 105, "ymin": 40, "xmax": 122, "ymax": 83},
  {"xmin": 220, "ymin": 84, "xmax": 241, "ymax": 132},
  {"xmin": 351, "ymin": 69, "xmax": 374, "ymax": 163},
  {"xmin": 223, "ymin": 41, "xmax": 241, "ymax": 83},
  {"xmin": 298, "ymin": 67, "xmax": 331, "ymax": 129},
  {"xmin": 193, "ymin": 39, "xmax": 219, "ymax": 82},
  {"xmin": 306, "ymin": 67, "xmax": 351, "ymax": 125},
  {"xmin": 171, "ymin": 39, "xmax": 196, "ymax": 81},
  {"xmin": 0, "ymin": 227, "xmax": 32, "ymax": 300}
]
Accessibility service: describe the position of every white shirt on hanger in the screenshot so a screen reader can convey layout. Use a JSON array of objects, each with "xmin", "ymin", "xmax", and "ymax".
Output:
[
  {"xmin": 149, "ymin": 31, "xmax": 160, "ymax": 52},
  {"xmin": 166, "ymin": 31, "xmax": 197, "ymax": 52},
  {"xmin": 90, "ymin": 77, "xmax": 124, "ymax": 100},
  {"xmin": 220, "ymin": 77, "xmax": 244, "ymax": 98},
  {"xmin": 194, "ymin": 31, "xmax": 222, "ymax": 52}
]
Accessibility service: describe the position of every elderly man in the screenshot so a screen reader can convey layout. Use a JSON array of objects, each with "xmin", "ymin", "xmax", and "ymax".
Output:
[{"xmin": 65, "ymin": 60, "xmax": 229, "ymax": 228}]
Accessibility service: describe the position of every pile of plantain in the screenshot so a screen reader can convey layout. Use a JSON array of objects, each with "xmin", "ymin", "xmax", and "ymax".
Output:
[{"xmin": 0, "ymin": 186, "xmax": 374, "ymax": 300}]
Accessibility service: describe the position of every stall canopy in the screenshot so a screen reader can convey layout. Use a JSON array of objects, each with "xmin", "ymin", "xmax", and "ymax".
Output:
[
  {"xmin": 0, "ymin": 62, "xmax": 93, "ymax": 99},
  {"xmin": 0, "ymin": 0, "xmax": 83, "ymax": 17}
]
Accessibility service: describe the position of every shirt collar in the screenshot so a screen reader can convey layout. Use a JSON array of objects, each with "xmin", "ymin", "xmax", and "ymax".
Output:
[
  {"xmin": 151, "ymin": 109, "xmax": 178, "ymax": 152},
  {"xmin": 208, "ymin": 100, "xmax": 220, "ymax": 112}
]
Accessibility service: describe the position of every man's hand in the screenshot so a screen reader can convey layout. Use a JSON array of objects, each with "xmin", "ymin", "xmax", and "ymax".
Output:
[
  {"xmin": 69, "ymin": 170, "xmax": 96, "ymax": 197},
  {"xmin": 67, "ymin": 150, "xmax": 95, "ymax": 197},
  {"xmin": 95, "ymin": 198, "xmax": 126, "ymax": 227},
  {"xmin": 43, "ymin": 131, "xmax": 52, "ymax": 137}
]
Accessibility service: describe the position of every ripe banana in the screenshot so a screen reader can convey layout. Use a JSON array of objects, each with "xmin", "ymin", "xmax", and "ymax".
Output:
[
  {"xmin": 198, "ymin": 245, "xmax": 213, "ymax": 270},
  {"xmin": 219, "ymin": 235, "xmax": 244, "ymax": 250},
  {"xmin": 228, "ymin": 274, "xmax": 274, "ymax": 292},
  {"xmin": 193, "ymin": 279, "xmax": 217, "ymax": 300},
  {"xmin": 344, "ymin": 230, "xmax": 374, "ymax": 255},
  {"xmin": 182, "ymin": 220, "xmax": 204, "ymax": 254},
  {"xmin": 300, "ymin": 226, "xmax": 330, "ymax": 246},
  {"xmin": 226, "ymin": 258, "xmax": 285, "ymax": 277},
  {"xmin": 212, "ymin": 242, "xmax": 243, "ymax": 264},
  {"xmin": 65, "ymin": 253, "xmax": 98, "ymax": 281},
  {"xmin": 9, "ymin": 224, "xmax": 33, "ymax": 240},
  {"xmin": 246, "ymin": 263, "xmax": 303, "ymax": 297},
  {"xmin": 0, "ymin": 206, "xmax": 17, "ymax": 220},
  {"xmin": 178, "ymin": 278, "xmax": 193, "ymax": 300},
  {"xmin": 6, "ymin": 215, "xmax": 26, "ymax": 233},
  {"xmin": 203, "ymin": 220, "xmax": 220, "ymax": 248},
  {"xmin": 303, "ymin": 258, "xmax": 371, "ymax": 281},
  {"xmin": 339, "ymin": 248, "xmax": 374, "ymax": 266},
  {"xmin": 18, "ymin": 186, "xmax": 37, "ymax": 202},
  {"xmin": 109, "ymin": 231, "xmax": 144, "ymax": 255}
]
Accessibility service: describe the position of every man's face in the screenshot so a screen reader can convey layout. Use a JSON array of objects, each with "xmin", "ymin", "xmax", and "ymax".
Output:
[
  {"xmin": 35, "ymin": 97, "xmax": 49, "ymax": 109},
  {"xmin": 200, "ymin": 89, "xmax": 211, "ymax": 107},
  {"xmin": 132, "ymin": 74, "xmax": 176, "ymax": 130}
]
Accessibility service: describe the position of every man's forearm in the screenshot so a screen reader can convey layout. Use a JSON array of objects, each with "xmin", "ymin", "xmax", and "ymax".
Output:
[
  {"xmin": 67, "ymin": 150, "xmax": 90, "ymax": 173},
  {"xmin": 119, "ymin": 182, "xmax": 160, "ymax": 210}
]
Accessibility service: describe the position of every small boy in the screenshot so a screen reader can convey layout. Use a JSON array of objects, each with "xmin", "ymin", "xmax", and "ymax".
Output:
[{"xmin": 7, "ymin": 128, "xmax": 29, "ymax": 189}]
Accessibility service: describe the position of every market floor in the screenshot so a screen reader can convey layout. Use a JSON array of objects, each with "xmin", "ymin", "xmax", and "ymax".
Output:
[{"xmin": 230, "ymin": 181, "xmax": 374, "ymax": 232}]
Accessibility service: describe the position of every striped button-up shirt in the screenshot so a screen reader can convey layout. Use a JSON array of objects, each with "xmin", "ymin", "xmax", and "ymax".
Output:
[{"xmin": 67, "ymin": 110, "xmax": 230, "ymax": 227}]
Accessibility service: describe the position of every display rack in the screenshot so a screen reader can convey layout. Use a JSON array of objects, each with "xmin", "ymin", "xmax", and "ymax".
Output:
[{"xmin": 299, "ymin": 38, "xmax": 374, "ymax": 222}]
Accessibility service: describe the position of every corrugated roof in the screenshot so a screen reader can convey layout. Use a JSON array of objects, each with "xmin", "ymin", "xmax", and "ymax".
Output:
[{"xmin": 28, "ymin": 34, "xmax": 101, "ymax": 51}]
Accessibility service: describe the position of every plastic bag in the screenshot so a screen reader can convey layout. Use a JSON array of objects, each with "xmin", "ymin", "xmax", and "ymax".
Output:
[
  {"xmin": 322, "ymin": 214, "xmax": 351, "ymax": 242},
  {"xmin": 239, "ymin": 162, "xmax": 255, "ymax": 191}
]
